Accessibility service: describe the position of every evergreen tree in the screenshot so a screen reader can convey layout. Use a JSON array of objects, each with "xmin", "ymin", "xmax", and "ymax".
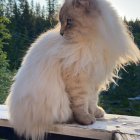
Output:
[
  {"xmin": 41, "ymin": 6, "xmax": 46, "ymax": 19},
  {"xmin": 1, "ymin": 0, "xmax": 59, "ymax": 69},
  {"xmin": 0, "ymin": 17, "xmax": 11, "ymax": 66},
  {"xmin": 46, "ymin": 0, "xmax": 58, "ymax": 28},
  {"xmin": 5, "ymin": 0, "xmax": 14, "ymax": 18},
  {"xmin": 0, "ymin": 17, "xmax": 12, "ymax": 103},
  {"xmin": 0, "ymin": 0, "xmax": 5, "ymax": 16},
  {"xmin": 35, "ymin": 2, "xmax": 41, "ymax": 17},
  {"xmin": 5, "ymin": 1, "xmax": 22, "ymax": 69},
  {"xmin": 30, "ymin": 0, "xmax": 34, "ymax": 14}
]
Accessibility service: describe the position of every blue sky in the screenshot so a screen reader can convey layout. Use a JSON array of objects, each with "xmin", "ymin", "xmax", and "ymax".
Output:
[{"xmin": 34, "ymin": 0, "xmax": 140, "ymax": 20}]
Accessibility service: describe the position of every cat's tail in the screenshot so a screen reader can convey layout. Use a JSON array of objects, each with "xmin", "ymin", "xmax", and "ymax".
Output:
[
  {"xmin": 6, "ymin": 58, "xmax": 72, "ymax": 140},
  {"xmin": 116, "ymin": 19, "xmax": 140, "ymax": 69},
  {"xmin": 6, "ymin": 80, "xmax": 72, "ymax": 140},
  {"xmin": 98, "ymin": 0, "xmax": 140, "ymax": 67},
  {"xmin": 95, "ymin": 0, "xmax": 140, "ymax": 89}
]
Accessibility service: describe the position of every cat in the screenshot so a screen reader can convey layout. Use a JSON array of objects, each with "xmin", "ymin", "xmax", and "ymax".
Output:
[{"xmin": 6, "ymin": 0, "xmax": 140, "ymax": 139}]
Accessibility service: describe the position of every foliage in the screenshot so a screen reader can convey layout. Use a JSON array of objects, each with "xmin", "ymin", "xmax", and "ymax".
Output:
[
  {"xmin": 100, "ymin": 65, "xmax": 140, "ymax": 116},
  {"xmin": 2, "ymin": 0, "xmax": 59, "ymax": 69},
  {"xmin": 127, "ymin": 19, "xmax": 140, "ymax": 47},
  {"xmin": 0, "ymin": 16, "xmax": 12, "ymax": 104}
]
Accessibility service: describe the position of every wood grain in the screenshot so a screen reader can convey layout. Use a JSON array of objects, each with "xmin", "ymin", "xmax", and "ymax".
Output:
[{"xmin": 0, "ymin": 105, "xmax": 140, "ymax": 140}]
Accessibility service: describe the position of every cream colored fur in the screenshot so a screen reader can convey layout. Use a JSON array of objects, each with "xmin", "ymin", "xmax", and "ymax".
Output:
[{"xmin": 6, "ymin": 0, "xmax": 140, "ymax": 139}]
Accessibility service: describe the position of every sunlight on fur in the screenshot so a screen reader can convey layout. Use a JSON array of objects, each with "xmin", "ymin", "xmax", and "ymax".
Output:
[{"xmin": 6, "ymin": 0, "xmax": 140, "ymax": 139}]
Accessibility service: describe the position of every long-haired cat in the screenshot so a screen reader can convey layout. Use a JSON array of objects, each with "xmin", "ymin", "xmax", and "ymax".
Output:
[{"xmin": 6, "ymin": 0, "xmax": 140, "ymax": 139}]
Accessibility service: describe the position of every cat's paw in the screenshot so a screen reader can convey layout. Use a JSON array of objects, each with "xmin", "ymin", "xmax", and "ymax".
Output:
[
  {"xmin": 74, "ymin": 113, "xmax": 96, "ymax": 125},
  {"xmin": 94, "ymin": 106, "xmax": 105, "ymax": 118}
]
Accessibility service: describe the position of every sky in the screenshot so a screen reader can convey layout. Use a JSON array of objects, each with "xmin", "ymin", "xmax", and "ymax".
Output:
[
  {"xmin": 109, "ymin": 0, "xmax": 140, "ymax": 20},
  {"xmin": 34, "ymin": 0, "xmax": 140, "ymax": 20}
]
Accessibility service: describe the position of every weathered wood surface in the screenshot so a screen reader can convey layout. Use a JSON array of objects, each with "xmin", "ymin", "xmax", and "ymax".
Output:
[{"xmin": 0, "ymin": 105, "xmax": 140, "ymax": 140}]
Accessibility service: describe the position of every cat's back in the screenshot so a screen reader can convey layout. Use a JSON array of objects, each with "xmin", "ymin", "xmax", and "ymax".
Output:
[
  {"xmin": 11, "ymin": 30, "xmax": 63, "ymax": 97},
  {"xmin": 25, "ymin": 30, "xmax": 62, "ymax": 60}
]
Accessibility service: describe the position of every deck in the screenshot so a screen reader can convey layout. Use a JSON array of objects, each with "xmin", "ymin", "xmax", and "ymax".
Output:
[{"xmin": 0, "ymin": 105, "xmax": 140, "ymax": 140}]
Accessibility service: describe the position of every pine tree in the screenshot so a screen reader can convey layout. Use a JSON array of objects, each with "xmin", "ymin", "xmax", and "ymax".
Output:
[
  {"xmin": 0, "ymin": 0, "xmax": 5, "ymax": 16},
  {"xmin": 46, "ymin": 0, "xmax": 58, "ymax": 28},
  {"xmin": 0, "ymin": 17, "xmax": 11, "ymax": 65},
  {"xmin": 35, "ymin": 2, "xmax": 41, "ymax": 17},
  {"xmin": 30, "ymin": 0, "xmax": 34, "ymax": 14},
  {"xmin": 0, "ymin": 17, "xmax": 12, "ymax": 103},
  {"xmin": 41, "ymin": 6, "xmax": 46, "ymax": 19},
  {"xmin": 5, "ymin": 0, "xmax": 14, "ymax": 18}
]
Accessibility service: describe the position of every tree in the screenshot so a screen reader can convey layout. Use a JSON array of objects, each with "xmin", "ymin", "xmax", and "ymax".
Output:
[
  {"xmin": 0, "ymin": 0, "xmax": 5, "ymax": 16},
  {"xmin": 5, "ymin": 0, "xmax": 14, "ymax": 18},
  {"xmin": 46, "ymin": 0, "xmax": 58, "ymax": 28},
  {"xmin": 0, "ymin": 17, "xmax": 11, "ymax": 57},
  {"xmin": 0, "ymin": 17, "xmax": 12, "ymax": 104},
  {"xmin": 6, "ymin": 0, "xmax": 34, "ymax": 69}
]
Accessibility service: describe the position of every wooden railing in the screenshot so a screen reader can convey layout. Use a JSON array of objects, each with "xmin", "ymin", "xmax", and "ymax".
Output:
[{"xmin": 0, "ymin": 105, "xmax": 140, "ymax": 140}]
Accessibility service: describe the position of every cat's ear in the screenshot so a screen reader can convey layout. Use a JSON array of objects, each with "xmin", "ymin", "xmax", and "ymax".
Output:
[{"xmin": 72, "ymin": 0, "xmax": 90, "ymax": 9}]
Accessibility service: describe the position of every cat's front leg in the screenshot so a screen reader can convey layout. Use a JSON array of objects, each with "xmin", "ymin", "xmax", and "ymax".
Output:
[
  {"xmin": 71, "ymin": 95, "xmax": 96, "ymax": 125},
  {"xmin": 94, "ymin": 106, "xmax": 105, "ymax": 118},
  {"xmin": 89, "ymin": 94, "xmax": 105, "ymax": 118},
  {"xmin": 62, "ymin": 70, "xmax": 96, "ymax": 125}
]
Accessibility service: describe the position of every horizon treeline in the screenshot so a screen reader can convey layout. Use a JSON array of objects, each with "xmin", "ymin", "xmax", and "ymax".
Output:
[{"xmin": 1, "ymin": 0, "xmax": 59, "ymax": 69}]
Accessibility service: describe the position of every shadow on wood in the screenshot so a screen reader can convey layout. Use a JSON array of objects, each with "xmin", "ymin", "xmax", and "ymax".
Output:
[{"xmin": 0, "ymin": 127, "xmax": 98, "ymax": 140}]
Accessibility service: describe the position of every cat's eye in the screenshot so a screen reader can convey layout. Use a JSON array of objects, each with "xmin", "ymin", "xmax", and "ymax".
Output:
[{"xmin": 67, "ymin": 18, "xmax": 73, "ymax": 28}]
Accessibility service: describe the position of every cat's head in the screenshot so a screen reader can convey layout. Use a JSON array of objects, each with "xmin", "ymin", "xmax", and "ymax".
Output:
[{"xmin": 59, "ymin": 0, "xmax": 100, "ymax": 42}]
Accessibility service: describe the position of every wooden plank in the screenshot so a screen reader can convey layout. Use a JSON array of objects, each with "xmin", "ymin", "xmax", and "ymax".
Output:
[
  {"xmin": 0, "ymin": 105, "xmax": 140, "ymax": 140},
  {"xmin": 0, "ymin": 105, "xmax": 9, "ymax": 120},
  {"xmin": 48, "ymin": 124, "xmax": 112, "ymax": 140}
]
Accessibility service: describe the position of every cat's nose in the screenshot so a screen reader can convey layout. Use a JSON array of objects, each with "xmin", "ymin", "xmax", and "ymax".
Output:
[
  {"xmin": 60, "ymin": 29, "xmax": 64, "ymax": 36},
  {"xmin": 60, "ymin": 32, "xmax": 64, "ymax": 36}
]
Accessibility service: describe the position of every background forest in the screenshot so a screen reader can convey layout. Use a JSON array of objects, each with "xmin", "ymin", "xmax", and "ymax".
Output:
[{"xmin": 0, "ymin": 0, "xmax": 140, "ymax": 116}]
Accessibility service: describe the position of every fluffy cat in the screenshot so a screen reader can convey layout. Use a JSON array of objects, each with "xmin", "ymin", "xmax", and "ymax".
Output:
[{"xmin": 6, "ymin": 0, "xmax": 140, "ymax": 139}]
